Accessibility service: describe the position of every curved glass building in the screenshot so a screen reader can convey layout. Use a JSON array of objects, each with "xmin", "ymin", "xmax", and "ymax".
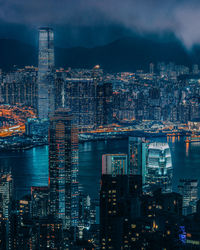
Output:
[{"xmin": 145, "ymin": 142, "xmax": 173, "ymax": 193}]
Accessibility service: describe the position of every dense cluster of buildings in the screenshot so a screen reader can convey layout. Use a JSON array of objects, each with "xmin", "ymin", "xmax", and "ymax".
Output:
[
  {"xmin": 0, "ymin": 27, "xmax": 200, "ymax": 249},
  {"xmin": 1, "ymin": 32, "xmax": 200, "ymax": 132},
  {"xmin": 2, "ymin": 61, "xmax": 200, "ymax": 129},
  {"xmin": 0, "ymin": 134, "xmax": 200, "ymax": 249}
]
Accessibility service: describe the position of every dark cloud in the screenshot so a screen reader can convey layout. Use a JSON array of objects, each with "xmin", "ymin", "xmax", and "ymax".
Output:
[{"xmin": 0, "ymin": 0, "xmax": 200, "ymax": 47}]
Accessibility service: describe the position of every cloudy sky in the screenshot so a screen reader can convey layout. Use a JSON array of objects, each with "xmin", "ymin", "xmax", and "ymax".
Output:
[{"xmin": 0, "ymin": 0, "xmax": 200, "ymax": 47}]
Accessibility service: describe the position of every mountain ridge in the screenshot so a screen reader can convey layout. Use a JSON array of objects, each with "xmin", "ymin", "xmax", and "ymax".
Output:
[{"xmin": 0, "ymin": 35, "xmax": 198, "ymax": 72}]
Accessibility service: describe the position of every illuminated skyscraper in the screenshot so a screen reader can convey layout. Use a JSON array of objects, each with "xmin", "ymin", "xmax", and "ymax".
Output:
[
  {"xmin": 38, "ymin": 27, "xmax": 55, "ymax": 119},
  {"xmin": 145, "ymin": 142, "xmax": 173, "ymax": 193},
  {"xmin": 49, "ymin": 109, "xmax": 79, "ymax": 229}
]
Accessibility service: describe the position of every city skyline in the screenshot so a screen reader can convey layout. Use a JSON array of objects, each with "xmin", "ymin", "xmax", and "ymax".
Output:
[{"xmin": 1, "ymin": 1, "xmax": 200, "ymax": 247}]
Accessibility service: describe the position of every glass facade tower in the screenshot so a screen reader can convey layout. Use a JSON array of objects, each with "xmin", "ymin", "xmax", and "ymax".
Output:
[
  {"xmin": 145, "ymin": 142, "xmax": 173, "ymax": 193},
  {"xmin": 49, "ymin": 109, "xmax": 79, "ymax": 229},
  {"xmin": 38, "ymin": 27, "xmax": 55, "ymax": 119}
]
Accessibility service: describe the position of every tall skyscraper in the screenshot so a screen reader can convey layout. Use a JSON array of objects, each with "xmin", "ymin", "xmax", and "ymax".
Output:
[
  {"xmin": 38, "ymin": 27, "xmax": 55, "ymax": 119},
  {"xmin": 49, "ymin": 109, "xmax": 79, "ymax": 229},
  {"xmin": 178, "ymin": 179, "xmax": 198, "ymax": 215},
  {"xmin": 144, "ymin": 142, "xmax": 173, "ymax": 193}
]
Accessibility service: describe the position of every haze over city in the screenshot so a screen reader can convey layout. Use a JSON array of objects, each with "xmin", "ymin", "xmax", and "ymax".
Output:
[{"xmin": 1, "ymin": 0, "xmax": 200, "ymax": 47}]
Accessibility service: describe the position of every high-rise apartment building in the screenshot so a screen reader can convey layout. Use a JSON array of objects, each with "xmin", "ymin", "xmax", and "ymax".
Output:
[
  {"xmin": 1, "ymin": 67, "xmax": 37, "ymax": 108},
  {"xmin": 178, "ymin": 179, "xmax": 198, "ymax": 215},
  {"xmin": 54, "ymin": 67, "xmax": 112, "ymax": 130},
  {"xmin": 128, "ymin": 137, "xmax": 145, "ymax": 175},
  {"xmin": 0, "ymin": 172, "xmax": 13, "ymax": 219},
  {"xmin": 49, "ymin": 109, "xmax": 79, "ymax": 229},
  {"xmin": 31, "ymin": 186, "xmax": 49, "ymax": 218},
  {"xmin": 0, "ymin": 171, "xmax": 13, "ymax": 249},
  {"xmin": 96, "ymin": 82, "xmax": 113, "ymax": 126},
  {"xmin": 38, "ymin": 27, "xmax": 55, "ymax": 119}
]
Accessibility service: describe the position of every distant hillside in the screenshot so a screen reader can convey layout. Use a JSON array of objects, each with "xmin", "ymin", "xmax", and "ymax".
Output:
[
  {"xmin": 0, "ymin": 39, "xmax": 37, "ymax": 70},
  {"xmin": 0, "ymin": 35, "xmax": 196, "ymax": 72}
]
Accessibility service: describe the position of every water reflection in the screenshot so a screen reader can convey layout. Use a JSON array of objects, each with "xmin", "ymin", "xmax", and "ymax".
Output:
[{"xmin": 0, "ymin": 137, "xmax": 200, "ymax": 199}]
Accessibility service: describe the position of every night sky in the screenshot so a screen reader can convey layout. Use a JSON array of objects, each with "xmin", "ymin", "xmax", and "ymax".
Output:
[{"xmin": 1, "ymin": 0, "xmax": 200, "ymax": 48}]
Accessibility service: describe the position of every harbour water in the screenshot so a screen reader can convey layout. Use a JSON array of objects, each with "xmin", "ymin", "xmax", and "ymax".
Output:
[{"xmin": 0, "ymin": 137, "xmax": 199, "ymax": 199}]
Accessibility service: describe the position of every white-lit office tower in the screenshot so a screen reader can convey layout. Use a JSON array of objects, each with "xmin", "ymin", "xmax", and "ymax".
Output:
[
  {"xmin": 178, "ymin": 179, "xmax": 198, "ymax": 215},
  {"xmin": 144, "ymin": 142, "xmax": 173, "ymax": 194},
  {"xmin": 37, "ymin": 27, "xmax": 55, "ymax": 119}
]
